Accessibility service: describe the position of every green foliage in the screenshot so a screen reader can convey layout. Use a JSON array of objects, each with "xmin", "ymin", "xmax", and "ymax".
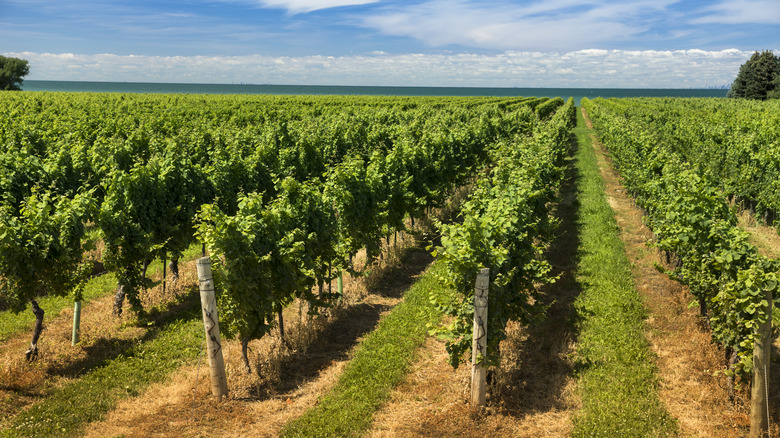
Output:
[
  {"xmin": 0, "ymin": 149, "xmax": 45, "ymax": 209},
  {"xmin": 97, "ymin": 140, "xmax": 207, "ymax": 313},
  {"xmin": 583, "ymin": 96, "xmax": 780, "ymax": 378},
  {"xmin": 0, "ymin": 190, "xmax": 94, "ymax": 312},
  {"xmin": 0, "ymin": 56, "xmax": 29, "ymax": 91},
  {"xmin": 277, "ymin": 178, "xmax": 338, "ymax": 295},
  {"xmin": 431, "ymin": 99, "xmax": 575, "ymax": 368},
  {"xmin": 728, "ymin": 50, "xmax": 780, "ymax": 100},
  {"xmin": 193, "ymin": 96, "xmax": 548, "ymax": 356},
  {"xmin": 0, "ymin": 91, "xmax": 551, "ymax": 349},
  {"xmin": 535, "ymin": 96, "xmax": 564, "ymax": 120},
  {"xmin": 98, "ymin": 165, "xmax": 160, "ymax": 312},
  {"xmin": 197, "ymin": 191, "xmax": 311, "ymax": 343},
  {"xmin": 325, "ymin": 155, "xmax": 384, "ymax": 266}
]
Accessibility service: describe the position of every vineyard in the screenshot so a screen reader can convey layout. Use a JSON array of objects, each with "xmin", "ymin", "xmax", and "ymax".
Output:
[
  {"xmin": 582, "ymin": 97, "xmax": 780, "ymax": 383},
  {"xmin": 0, "ymin": 91, "xmax": 779, "ymax": 436}
]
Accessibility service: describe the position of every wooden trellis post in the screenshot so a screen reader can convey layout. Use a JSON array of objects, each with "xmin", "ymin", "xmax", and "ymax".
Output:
[
  {"xmin": 749, "ymin": 287, "xmax": 772, "ymax": 438},
  {"xmin": 196, "ymin": 257, "xmax": 229, "ymax": 398},
  {"xmin": 471, "ymin": 268, "xmax": 489, "ymax": 407}
]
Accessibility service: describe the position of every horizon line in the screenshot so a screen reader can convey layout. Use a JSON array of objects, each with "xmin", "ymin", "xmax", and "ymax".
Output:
[{"xmin": 23, "ymin": 79, "xmax": 732, "ymax": 90}]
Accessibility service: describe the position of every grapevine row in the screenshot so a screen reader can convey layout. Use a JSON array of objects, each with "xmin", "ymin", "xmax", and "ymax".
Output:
[
  {"xmin": 193, "ymin": 98, "xmax": 554, "ymax": 370},
  {"xmin": 582, "ymin": 97, "xmax": 779, "ymax": 382},
  {"xmin": 0, "ymin": 92, "xmax": 548, "ymax": 362},
  {"xmin": 583, "ymin": 97, "xmax": 780, "ymax": 226},
  {"xmin": 432, "ymin": 98, "xmax": 575, "ymax": 368}
]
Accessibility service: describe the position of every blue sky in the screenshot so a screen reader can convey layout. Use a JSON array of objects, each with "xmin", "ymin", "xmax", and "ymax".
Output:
[{"xmin": 1, "ymin": 0, "xmax": 779, "ymax": 87}]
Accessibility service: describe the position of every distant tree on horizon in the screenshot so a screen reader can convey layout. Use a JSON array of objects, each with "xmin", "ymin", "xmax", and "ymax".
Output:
[
  {"xmin": 769, "ymin": 72, "xmax": 780, "ymax": 99},
  {"xmin": 727, "ymin": 50, "xmax": 779, "ymax": 100},
  {"xmin": 0, "ymin": 55, "xmax": 30, "ymax": 91}
]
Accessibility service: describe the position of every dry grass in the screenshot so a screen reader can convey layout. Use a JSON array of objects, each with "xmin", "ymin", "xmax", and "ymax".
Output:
[
  {"xmin": 583, "ymin": 107, "xmax": 753, "ymax": 437},
  {"xmin": 369, "ymin": 330, "xmax": 578, "ymax": 438},
  {"xmin": 736, "ymin": 208, "xmax": 780, "ymax": 258},
  {"xmin": 77, "ymin": 224, "xmax": 437, "ymax": 438},
  {"xmin": 0, "ymin": 256, "xmax": 197, "ymax": 429},
  {"xmin": 80, "ymin": 357, "xmax": 350, "ymax": 438}
]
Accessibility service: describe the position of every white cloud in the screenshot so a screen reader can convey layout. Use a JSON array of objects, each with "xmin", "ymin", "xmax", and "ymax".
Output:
[
  {"xmin": 360, "ymin": 0, "xmax": 678, "ymax": 51},
  {"xmin": 4, "ymin": 49, "xmax": 763, "ymax": 88},
  {"xmin": 257, "ymin": 0, "xmax": 378, "ymax": 14},
  {"xmin": 691, "ymin": 0, "xmax": 780, "ymax": 25}
]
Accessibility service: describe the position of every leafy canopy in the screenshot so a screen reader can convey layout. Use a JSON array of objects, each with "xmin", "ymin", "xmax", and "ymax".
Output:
[
  {"xmin": 0, "ymin": 56, "xmax": 30, "ymax": 91},
  {"xmin": 728, "ymin": 50, "xmax": 779, "ymax": 100}
]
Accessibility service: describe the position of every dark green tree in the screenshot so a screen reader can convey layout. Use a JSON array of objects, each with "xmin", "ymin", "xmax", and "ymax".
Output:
[
  {"xmin": 727, "ymin": 50, "xmax": 779, "ymax": 100},
  {"xmin": 768, "ymin": 73, "xmax": 780, "ymax": 99},
  {"xmin": 0, "ymin": 56, "xmax": 30, "ymax": 91}
]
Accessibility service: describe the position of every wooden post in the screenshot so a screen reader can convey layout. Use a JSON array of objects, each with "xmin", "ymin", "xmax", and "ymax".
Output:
[
  {"xmin": 196, "ymin": 257, "xmax": 229, "ymax": 398},
  {"xmin": 750, "ymin": 287, "xmax": 772, "ymax": 438},
  {"xmin": 71, "ymin": 301, "xmax": 82, "ymax": 346},
  {"xmin": 471, "ymin": 268, "xmax": 489, "ymax": 407}
]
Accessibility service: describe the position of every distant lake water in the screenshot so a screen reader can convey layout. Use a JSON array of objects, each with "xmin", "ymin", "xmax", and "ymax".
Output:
[{"xmin": 22, "ymin": 80, "xmax": 728, "ymax": 105}]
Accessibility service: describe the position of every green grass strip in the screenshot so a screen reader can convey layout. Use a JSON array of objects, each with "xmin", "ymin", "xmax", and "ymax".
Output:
[
  {"xmin": 570, "ymin": 109, "xmax": 677, "ymax": 437},
  {"xmin": 0, "ymin": 244, "xmax": 203, "ymax": 342},
  {"xmin": 281, "ymin": 263, "xmax": 443, "ymax": 438},
  {"xmin": 0, "ymin": 273, "xmax": 116, "ymax": 343},
  {"xmin": 1, "ymin": 308, "xmax": 202, "ymax": 437}
]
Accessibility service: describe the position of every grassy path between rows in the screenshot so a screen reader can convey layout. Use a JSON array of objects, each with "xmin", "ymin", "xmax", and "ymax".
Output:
[
  {"xmin": 0, "ymin": 273, "xmax": 116, "ymax": 343},
  {"xmin": 1, "ymin": 295, "xmax": 203, "ymax": 437},
  {"xmin": 280, "ymin": 262, "xmax": 443, "ymax": 437},
  {"xmin": 569, "ymin": 108, "xmax": 677, "ymax": 436}
]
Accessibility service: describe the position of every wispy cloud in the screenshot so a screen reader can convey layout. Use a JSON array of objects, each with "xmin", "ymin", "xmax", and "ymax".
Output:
[
  {"xmin": 360, "ymin": 0, "xmax": 680, "ymax": 51},
  {"xmin": 691, "ymin": 0, "xmax": 780, "ymax": 25},
  {"xmin": 5, "ymin": 49, "xmax": 757, "ymax": 88},
  {"xmin": 3, "ymin": 0, "xmax": 778, "ymax": 68},
  {"xmin": 256, "ymin": 0, "xmax": 379, "ymax": 14}
]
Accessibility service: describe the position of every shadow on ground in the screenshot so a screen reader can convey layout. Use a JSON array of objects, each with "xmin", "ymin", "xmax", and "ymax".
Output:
[
  {"xmin": 494, "ymin": 134, "xmax": 584, "ymax": 418},
  {"xmin": 46, "ymin": 287, "xmax": 200, "ymax": 379},
  {"xmin": 247, "ymin": 238, "xmax": 435, "ymax": 398}
]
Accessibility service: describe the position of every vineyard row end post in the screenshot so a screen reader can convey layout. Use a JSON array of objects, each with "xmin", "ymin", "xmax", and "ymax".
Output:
[
  {"xmin": 471, "ymin": 267, "xmax": 489, "ymax": 407},
  {"xmin": 749, "ymin": 287, "xmax": 772, "ymax": 438},
  {"xmin": 196, "ymin": 257, "xmax": 229, "ymax": 398}
]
